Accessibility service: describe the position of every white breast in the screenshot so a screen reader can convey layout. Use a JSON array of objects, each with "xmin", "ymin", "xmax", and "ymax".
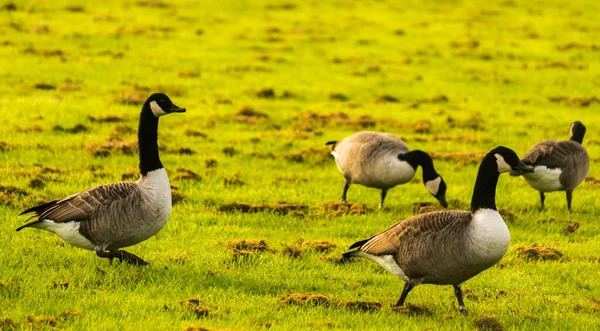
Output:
[
  {"xmin": 468, "ymin": 209, "xmax": 510, "ymax": 263},
  {"xmin": 137, "ymin": 168, "xmax": 172, "ymax": 226},
  {"xmin": 522, "ymin": 166, "xmax": 563, "ymax": 192}
]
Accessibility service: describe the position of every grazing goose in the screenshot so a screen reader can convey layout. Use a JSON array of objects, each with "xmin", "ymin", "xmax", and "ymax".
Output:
[
  {"xmin": 511, "ymin": 121, "xmax": 589, "ymax": 212},
  {"xmin": 326, "ymin": 131, "xmax": 448, "ymax": 209},
  {"xmin": 342, "ymin": 146, "xmax": 533, "ymax": 312},
  {"xmin": 17, "ymin": 93, "xmax": 186, "ymax": 265}
]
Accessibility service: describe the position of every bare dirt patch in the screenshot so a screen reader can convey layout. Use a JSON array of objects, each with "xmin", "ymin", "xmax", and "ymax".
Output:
[
  {"xmin": 88, "ymin": 115, "xmax": 125, "ymax": 123},
  {"xmin": 318, "ymin": 201, "xmax": 371, "ymax": 217},
  {"xmin": 563, "ymin": 221, "xmax": 580, "ymax": 234},
  {"xmin": 280, "ymin": 293, "xmax": 329, "ymax": 307},
  {"xmin": 516, "ymin": 244, "xmax": 563, "ymax": 261},
  {"xmin": 181, "ymin": 298, "xmax": 211, "ymax": 318},
  {"xmin": 430, "ymin": 151, "xmax": 485, "ymax": 165},
  {"xmin": 223, "ymin": 175, "xmax": 246, "ymax": 187},
  {"xmin": 173, "ymin": 168, "xmax": 201, "ymax": 181},
  {"xmin": 86, "ymin": 139, "xmax": 137, "ymax": 157},
  {"xmin": 227, "ymin": 239, "xmax": 270, "ymax": 258},
  {"xmin": 391, "ymin": 303, "xmax": 432, "ymax": 316},
  {"xmin": 474, "ymin": 314, "xmax": 504, "ymax": 331},
  {"xmin": 53, "ymin": 124, "xmax": 89, "ymax": 134},
  {"xmin": 218, "ymin": 202, "xmax": 308, "ymax": 215},
  {"xmin": 282, "ymin": 148, "xmax": 330, "ymax": 165},
  {"xmin": 548, "ymin": 96, "xmax": 598, "ymax": 107}
]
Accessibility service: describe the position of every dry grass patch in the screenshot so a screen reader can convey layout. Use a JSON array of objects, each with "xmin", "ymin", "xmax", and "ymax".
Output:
[
  {"xmin": 563, "ymin": 221, "xmax": 580, "ymax": 234},
  {"xmin": 218, "ymin": 202, "xmax": 308, "ymax": 215},
  {"xmin": 516, "ymin": 244, "xmax": 563, "ymax": 261},
  {"xmin": 548, "ymin": 96, "xmax": 598, "ymax": 107},
  {"xmin": 181, "ymin": 298, "xmax": 211, "ymax": 318},
  {"xmin": 53, "ymin": 124, "xmax": 89, "ymax": 134},
  {"xmin": 318, "ymin": 201, "xmax": 371, "ymax": 217},
  {"xmin": 173, "ymin": 168, "xmax": 201, "ymax": 181},
  {"xmin": 86, "ymin": 139, "xmax": 137, "ymax": 157},
  {"xmin": 227, "ymin": 239, "xmax": 270, "ymax": 258},
  {"xmin": 474, "ymin": 314, "xmax": 504, "ymax": 331},
  {"xmin": 88, "ymin": 115, "xmax": 125, "ymax": 123},
  {"xmin": 431, "ymin": 151, "xmax": 485, "ymax": 165},
  {"xmin": 391, "ymin": 303, "xmax": 432, "ymax": 316}
]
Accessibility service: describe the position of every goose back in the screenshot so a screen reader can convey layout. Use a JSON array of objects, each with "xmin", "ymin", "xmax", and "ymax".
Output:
[{"xmin": 333, "ymin": 132, "xmax": 413, "ymax": 188}]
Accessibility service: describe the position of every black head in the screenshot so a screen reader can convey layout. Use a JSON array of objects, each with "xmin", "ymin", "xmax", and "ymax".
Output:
[
  {"xmin": 569, "ymin": 121, "xmax": 586, "ymax": 144},
  {"xmin": 143, "ymin": 93, "xmax": 186, "ymax": 118},
  {"xmin": 490, "ymin": 146, "xmax": 534, "ymax": 175},
  {"xmin": 424, "ymin": 175, "xmax": 448, "ymax": 208}
]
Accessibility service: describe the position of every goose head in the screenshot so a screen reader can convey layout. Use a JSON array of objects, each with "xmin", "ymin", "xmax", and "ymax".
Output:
[
  {"xmin": 143, "ymin": 93, "xmax": 186, "ymax": 118},
  {"xmin": 425, "ymin": 175, "xmax": 448, "ymax": 208},
  {"xmin": 569, "ymin": 121, "xmax": 586, "ymax": 144},
  {"xmin": 493, "ymin": 146, "xmax": 533, "ymax": 175}
]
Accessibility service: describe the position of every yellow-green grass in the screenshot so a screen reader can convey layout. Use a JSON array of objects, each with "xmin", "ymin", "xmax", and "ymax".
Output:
[{"xmin": 1, "ymin": 0, "xmax": 600, "ymax": 330}]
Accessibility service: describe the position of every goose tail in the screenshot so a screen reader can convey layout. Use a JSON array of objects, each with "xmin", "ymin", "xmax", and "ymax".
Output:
[
  {"xmin": 342, "ymin": 239, "xmax": 369, "ymax": 259},
  {"xmin": 325, "ymin": 140, "xmax": 337, "ymax": 151}
]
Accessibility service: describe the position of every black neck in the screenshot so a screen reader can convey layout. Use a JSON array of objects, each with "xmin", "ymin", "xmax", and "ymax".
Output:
[
  {"xmin": 401, "ymin": 150, "xmax": 438, "ymax": 182},
  {"xmin": 570, "ymin": 132, "xmax": 584, "ymax": 144},
  {"xmin": 470, "ymin": 153, "xmax": 499, "ymax": 212},
  {"xmin": 138, "ymin": 110, "xmax": 162, "ymax": 176}
]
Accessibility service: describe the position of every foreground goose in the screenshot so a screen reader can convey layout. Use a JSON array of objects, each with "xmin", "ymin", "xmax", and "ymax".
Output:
[
  {"xmin": 17, "ymin": 93, "xmax": 185, "ymax": 265},
  {"xmin": 511, "ymin": 121, "xmax": 588, "ymax": 212},
  {"xmin": 343, "ymin": 146, "xmax": 532, "ymax": 312},
  {"xmin": 326, "ymin": 131, "xmax": 447, "ymax": 209}
]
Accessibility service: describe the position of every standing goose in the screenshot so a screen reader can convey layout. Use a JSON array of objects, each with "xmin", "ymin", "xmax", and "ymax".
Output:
[
  {"xmin": 511, "ymin": 121, "xmax": 589, "ymax": 212},
  {"xmin": 326, "ymin": 131, "xmax": 448, "ymax": 209},
  {"xmin": 17, "ymin": 93, "xmax": 186, "ymax": 265},
  {"xmin": 342, "ymin": 146, "xmax": 533, "ymax": 312}
]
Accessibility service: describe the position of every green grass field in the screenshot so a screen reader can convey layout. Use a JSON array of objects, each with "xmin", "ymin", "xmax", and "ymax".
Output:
[{"xmin": 1, "ymin": 0, "xmax": 600, "ymax": 329}]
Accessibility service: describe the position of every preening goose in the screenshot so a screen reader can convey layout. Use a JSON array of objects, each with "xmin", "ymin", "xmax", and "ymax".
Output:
[
  {"xmin": 342, "ymin": 146, "xmax": 533, "ymax": 312},
  {"xmin": 511, "ymin": 121, "xmax": 589, "ymax": 212},
  {"xmin": 326, "ymin": 131, "xmax": 447, "ymax": 209},
  {"xmin": 17, "ymin": 93, "xmax": 186, "ymax": 265}
]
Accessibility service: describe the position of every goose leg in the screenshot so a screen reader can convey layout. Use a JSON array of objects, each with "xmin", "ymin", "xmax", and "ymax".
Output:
[
  {"xmin": 341, "ymin": 181, "xmax": 350, "ymax": 204},
  {"xmin": 395, "ymin": 282, "xmax": 415, "ymax": 306},
  {"xmin": 379, "ymin": 189, "xmax": 388, "ymax": 209},
  {"xmin": 453, "ymin": 284, "xmax": 467, "ymax": 314},
  {"xmin": 96, "ymin": 249, "xmax": 149, "ymax": 266},
  {"xmin": 539, "ymin": 192, "xmax": 545, "ymax": 210},
  {"xmin": 566, "ymin": 190, "xmax": 573, "ymax": 213}
]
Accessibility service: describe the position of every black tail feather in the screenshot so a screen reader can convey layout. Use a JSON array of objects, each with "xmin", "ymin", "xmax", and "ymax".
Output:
[
  {"xmin": 19, "ymin": 199, "xmax": 58, "ymax": 216},
  {"xmin": 348, "ymin": 238, "xmax": 368, "ymax": 250},
  {"xmin": 325, "ymin": 140, "xmax": 337, "ymax": 151}
]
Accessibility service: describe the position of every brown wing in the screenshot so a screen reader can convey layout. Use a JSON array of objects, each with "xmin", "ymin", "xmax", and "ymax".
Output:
[
  {"xmin": 521, "ymin": 140, "xmax": 584, "ymax": 169},
  {"xmin": 22, "ymin": 182, "xmax": 137, "ymax": 223},
  {"xmin": 356, "ymin": 210, "xmax": 472, "ymax": 256}
]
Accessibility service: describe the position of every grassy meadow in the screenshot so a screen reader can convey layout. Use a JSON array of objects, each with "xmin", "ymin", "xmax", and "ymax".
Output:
[{"xmin": 2, "ymin": 0, "xmax": 600, "ymax": 329}]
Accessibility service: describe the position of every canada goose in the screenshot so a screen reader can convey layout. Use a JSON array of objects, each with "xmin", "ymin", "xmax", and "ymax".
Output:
[
  {"xmin": 326, "ymin": 131, "xmax": 448, "ymax": 209},
  {"xmin": 17, "ymin": 93, "xmax": 186, "ymax": 265},
  {"xmin": 342, "ymin": 146, "xmax": 533, "ymax": 312},
  {"xmin": 511, "ymin": 121, "xmax": 589, "ymax": 212}
]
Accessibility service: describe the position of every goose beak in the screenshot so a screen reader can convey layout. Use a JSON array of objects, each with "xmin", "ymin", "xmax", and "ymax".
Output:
[
  {"xmin": 170, "ymin": 104, "xmax": 186, "ymax": 113},
  {"xmin": 438, "ymin": 195, "xmax": 448, "ymax": 208},
  {"xmin": 510, "ymin": 162, "xmax": 534, "ymax": 176}
]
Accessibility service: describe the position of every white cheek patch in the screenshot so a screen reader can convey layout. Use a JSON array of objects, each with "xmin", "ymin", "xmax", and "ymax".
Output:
[
  {"xmin": 495, "ymin": 154, "xmax": 512, "ymax": 173},
  {"xmin": 425, "ymin": 176, "xmax": 441, "ymax": 196},
  {"xmin": 150, "ymin": 101, "xmax": 167, "ymax": 117},
  {"xmin": 569, "ymin": 124, "xmax": 574, "ymax": 138}
]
